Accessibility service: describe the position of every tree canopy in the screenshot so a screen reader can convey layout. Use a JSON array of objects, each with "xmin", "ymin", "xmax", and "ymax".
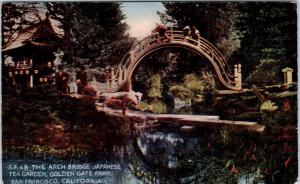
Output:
[
  {"xmin": 2, "ymin": 2, "xmax": 42, "ymax": 48},
  {"xmin": 46, "ymin": 2, "xmax": 134, "ymax": 66},
  {"xmin": 159, "ymin": 2, "xmax": 297, "ymax": 85},
  {"xmin": 2, "ymin": 2, "xmax": 134, "ymax": 67},
  {"xmin": 2, "ymin": 2, "xmax": 297, "ymax": 86}
]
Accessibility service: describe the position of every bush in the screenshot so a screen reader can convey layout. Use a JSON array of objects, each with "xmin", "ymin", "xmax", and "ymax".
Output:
[
  {"xmin": 140, "ymin": 101, "xmax": 167, "ymax": 114},
  {"xmin": 260, "ymin": 100, "xmax": 278, "ymax": 113},
  {"xmin": 86, "ymin": 68, "xmax": 105, "ymax": 82},
  {"xmin": 147, "ymin": 74, "xmax": 162, "ymax": 98},
  {"xmin": 169, "ymin": 85, "xmax": 193, "ymax": 101},
  {"xmin": 246, "ymin": 59, "xmax": 280, "ymax": 86},
  {"xmin": 183, "ymin": 74, "xmax": 204, "ymax": 93},
  {"xmin": 260, "ymin": 100, "xmax": 278, "ymax": 127}
]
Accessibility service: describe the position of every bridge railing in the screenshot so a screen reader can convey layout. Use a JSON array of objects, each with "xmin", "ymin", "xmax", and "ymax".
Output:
[
  {"xmin": 166, "ymin": 29, "xmax": 235, "ymax": 82},
  {"xmin": 129, "ymin": 29, "xmax": 234, "ymax": 82},
  {"xmin": 110, "ymin": 27, "xmax": 237, "ymax": 91}
]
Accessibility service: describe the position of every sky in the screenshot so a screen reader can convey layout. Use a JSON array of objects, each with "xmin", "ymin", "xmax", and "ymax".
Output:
[
  {"xmin": 5, "ymin": 2, "xmax": 165, "ymax": 40},
  {"xmin": 121, "ymin": 2, "xmax": 165, "ymax": 40}
]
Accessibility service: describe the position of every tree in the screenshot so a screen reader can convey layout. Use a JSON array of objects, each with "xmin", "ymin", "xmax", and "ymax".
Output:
[
  {"xmin": 46, "ymin": 2, "xmax": 134, "ymax": 66},
  {"xmin": 159, "ymin": 2, "xmax": 239, "ymax": 53},
  {"xmin": 160, "ymin": 2, "xmax": 297, "ymax": 85},
  {"xmin": 234, "ymin": 2, "xmax": 297, "ymax": 83},
  {"xmin": 2, "ymin": 2, "xmax": 42, "ymax": 47},
  {"xmin": 45, "ymin": 2, "xmax": 72, "ymax": 64}
]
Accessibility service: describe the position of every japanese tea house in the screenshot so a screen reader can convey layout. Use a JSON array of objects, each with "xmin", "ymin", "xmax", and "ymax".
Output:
[{"xmin": 2, "ymin": 17, "xmax": 62, "ymax": 88}]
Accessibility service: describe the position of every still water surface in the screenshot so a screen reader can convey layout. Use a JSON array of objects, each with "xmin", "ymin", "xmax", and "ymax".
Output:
[{"xmin": 4, "ymin": 128, "xmax": 296, "ymax": 184}]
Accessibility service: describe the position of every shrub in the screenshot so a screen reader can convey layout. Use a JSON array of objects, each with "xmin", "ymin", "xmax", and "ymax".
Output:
[
  {"xmin": 140, "ymin": 101, "xmax": 167, "ymax": 114},
  {"xmin": 260, "ymin": 100, "xmax": 278, "ymax": 113},
  {"xmin": 184, "ymin": 74, "xmax": 204, "ymax": 93},
  {"xmin": 151, "ymin": 101, "xmax": 167, "ymax": 113},
  {"xmin": 246, "ymin": 59, "xmax": 280, "ymax": 86},
  {"xmin": 169, "ymin": 85, "xmax": 193, "ymax": 101},
  {"xmin": 260, "ymin": 100, "xmax": 278, "ymax": 127},
  {"xmin": 147, "ymin": 74, "xmax": 162, "ymax": 98}
]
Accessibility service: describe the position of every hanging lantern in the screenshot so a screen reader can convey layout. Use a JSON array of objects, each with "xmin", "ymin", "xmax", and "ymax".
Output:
[
  {"xmin": 15, "ymin": 71, "xmax": 18, "ymax": 75},
  {"xmin": 44, "ymin": 78, "xmax": 48, "ymax": 82},
  {"xmin": 20, "ymin": 70, "xmax": 24, "ymax": 75},
  {"xmin": 34, "ymin": 69, "xmax": 39, "ymax": 74},
  {"xmin": 39, "ymin": 78, "xmax": 43, "ymax": 82},
  {"xmin": 25, "ymin": 70, "xmax": 29, "ymax": 75}
]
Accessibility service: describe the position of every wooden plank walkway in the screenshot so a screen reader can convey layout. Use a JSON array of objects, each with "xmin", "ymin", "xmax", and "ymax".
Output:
[{"xmin": 95, "ymin": 103, "xmax": 265, "ymax": 133}]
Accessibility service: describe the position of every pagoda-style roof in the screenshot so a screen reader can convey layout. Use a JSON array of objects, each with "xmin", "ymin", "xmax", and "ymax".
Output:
[{"xmin": 2, "ymin": 17, "xmax": 62, "ymax": 55}]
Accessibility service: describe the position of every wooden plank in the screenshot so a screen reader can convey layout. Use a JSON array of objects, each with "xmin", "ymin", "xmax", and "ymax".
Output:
[
  {"xmin": 216, "ymin": 89, "xmax": 253, "ymax": 95},
  {"xmin": 180, "ymin": 126, "xmax": 197, "ymax": 133},
  {"xmin": 95, "ymin": 103, "xmax": 265, "ymax": 133},
  {"xmin": 96, "ymin": 103, "xmax": 219, "ymax": 120},
  {"xmin": 217, "ymin": 83, "xmax": 297, "ymax": 96},
  {"xmin": 155, "ymin": 114, "xmax": 219, "ymax": 120}
]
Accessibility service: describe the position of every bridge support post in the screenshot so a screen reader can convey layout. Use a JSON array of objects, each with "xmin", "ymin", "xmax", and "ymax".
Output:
[
  {"xmin": 120, "ymin": 80, "xmax": 132, "ymax": 92},
  {"xmin": 123, "ymin": 68, "xmax": 126, "ymax": 81},
  {"xmin": 111, "ymin": 68, "xmax": 116, "ymax": 87},
  {"xmin": 29, "ymin": 74, "xmax": 33, "ymax": 88},
  {"xmin": 234, "ymin": 64, "xmax": 242, "ymax": 90},
  {"xmin": 104, "ymin": 67, "xmax": 111, "ymax": 91},
  {"xmin": 118, "ymin": 67, "xmax": 122, "ymax": 82}
]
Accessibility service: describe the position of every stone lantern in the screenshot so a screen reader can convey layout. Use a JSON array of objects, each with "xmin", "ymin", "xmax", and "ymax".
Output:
[{"xmin": 282, "ymin": 67, "xmax": 293, "ymax": 85}]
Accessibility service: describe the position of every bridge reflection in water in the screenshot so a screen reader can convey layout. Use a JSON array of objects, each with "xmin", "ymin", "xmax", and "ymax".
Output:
[{"xmin": 3, "ymin": 125, "xmax": 296, "ymax": 184}]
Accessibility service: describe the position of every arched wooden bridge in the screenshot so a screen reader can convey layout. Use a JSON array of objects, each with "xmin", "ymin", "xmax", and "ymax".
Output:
[{"xmin": 105, "ymin": 28, "xmax": 242, "ymax": 92}]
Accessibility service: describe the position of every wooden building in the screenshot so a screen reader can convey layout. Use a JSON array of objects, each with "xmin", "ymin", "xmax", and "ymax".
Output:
[{"xmin": 2, "ymin": 17, "xmax": 62, "ymax": 88}]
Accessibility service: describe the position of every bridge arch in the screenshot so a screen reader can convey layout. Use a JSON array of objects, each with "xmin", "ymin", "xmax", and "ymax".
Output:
[
  {"xmin": 105, "ymin": 29, "xmax": 242, "ymax": 92},
  {"xmin": 129, "ymin": 43, "xmax": 231, "ymax": 90}
]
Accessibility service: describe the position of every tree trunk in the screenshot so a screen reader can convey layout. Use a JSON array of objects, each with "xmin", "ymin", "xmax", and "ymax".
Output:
[{"xmin": 63, "ymin": 3, "xmax": 72, "ymax": 64}]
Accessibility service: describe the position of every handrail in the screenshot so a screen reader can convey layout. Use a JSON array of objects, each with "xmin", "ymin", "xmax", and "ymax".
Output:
[{"xmin": 110, "ymin": 27, "xmax": 237, "ymax": 92}]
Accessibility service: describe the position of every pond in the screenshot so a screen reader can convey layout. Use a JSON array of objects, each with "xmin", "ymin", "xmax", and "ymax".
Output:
[
  {"xmin": 3, "ymin": 125, "xmax": 297, "ymax": 184},
  {"xmin": 2, "ymin": 87, "xmax": 297, "ymax": 184}
]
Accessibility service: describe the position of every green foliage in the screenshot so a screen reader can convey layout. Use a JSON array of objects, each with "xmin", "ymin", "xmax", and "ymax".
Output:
[
  {"xmin": 169, "ymin": 85, "xmax": 193, "ymax": 101},
  {"xmin": 140, "ymin": 101, "xmax": 167, "ymax": 114},
  {"xmin": 160, "ymin": 2, "xmax": 240, "ymax": 59},
  {"xmin": 151, "ymin": 101, "xmax": 167, "ymax": 114},
  {"xmin": 183, "ymin": 74, "xmax": 204, "ymax": 94},
  {"xmin": 139, "ymin": 102, "xmax": 149, "ymax": 111},
  {"xmin": 46, "ymin": 2, "xmax": 133, "ymax": 66},
  {"xmin": 2, "ymin": 2, "xmax": 41, "ymax": 47},
  {"xmin": 141, "ymin": 74, "xmax": 167, "ymax": 113},
  {"xmin": 170, "ymin": 73, "xmax": 214, "ymax": 102},
  {"xmin": 147, "ymin": 74, "xmax": 162, "ymax": 98},
  {"xmin": 260, "ymin": 100, "xmax": 278, "ymax": 113},
  {"xmin": 219, "ymin": 127, "xmax": 231, "ymax": 144},
  {"xmin": 142, "ymin": 74, "xmax": 167, "ymax": 113},
  {"xmin": 195, "ymin": 157, "xmax": 243, "ymax": 184},
  {"xmin": 161, "ymin": 2, "xmax": 236, "ymax": 44},
  {"xmin": 260, "ymin": 100, "xmax": 279, "ymax": 127},
  {"xmin": 161, "ymin": 2, "xmax": 297, "ymax": 83},
  {"xmin": 246, "ymin": 59, "xmax": 280, "ymax": 85},
  {"xmin": 86, "ymin": 67, "xmax": 105, "ymax": 81},
  {"xmin": 234, "ymin": 2, "xmax": 297, "ymax": 80}
]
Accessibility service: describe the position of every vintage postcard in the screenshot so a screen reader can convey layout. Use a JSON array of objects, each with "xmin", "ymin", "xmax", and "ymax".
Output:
[{"xmin": 1, "ymin": 1, "xmax": 297, "ymax": 184}]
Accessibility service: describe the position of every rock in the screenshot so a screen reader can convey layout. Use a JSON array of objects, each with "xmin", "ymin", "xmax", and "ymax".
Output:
[
  {"xmin": 83, "ymin": 85, "xmax": 97, "ymax": 96},
  {"xmin": 174, "ymin": 98, "xmax": 191, "ymax": 110},
  {"xmin": 100, "ymin": 91, "xmax": 143, "ymax": 108}
]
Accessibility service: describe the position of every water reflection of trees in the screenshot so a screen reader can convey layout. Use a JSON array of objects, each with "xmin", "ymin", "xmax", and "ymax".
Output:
[{"xmin": 126, "ymin": 127, "xmax": 297, "ymax": 184}]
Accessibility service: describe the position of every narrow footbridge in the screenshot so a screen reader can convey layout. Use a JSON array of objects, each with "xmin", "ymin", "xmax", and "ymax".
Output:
[{"xmin": 105, "ymin": 27, "xmax": 242, "ymax": 92}]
